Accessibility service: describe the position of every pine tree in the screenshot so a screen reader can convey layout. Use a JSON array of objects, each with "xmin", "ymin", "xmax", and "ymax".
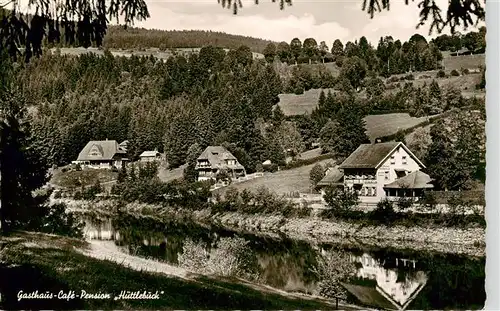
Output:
[
  {"xmin": 272, "ymin": 105, "xmax": 285, "ymax": 126},
  {"xmin": 184, "ymin": 142, "xmax": 203, "ymax": 183},
  {"xmin": 318, "ymin": 90, "xmax": 326, "ymax": 108},
  {"xmin": 1, "ymin": 91, "xmax": 50, "ymax": 232},
  {"xmin": 319, "ymin": 120, "xmax": 340, "ymax": 154},
  {"xmin": 310, "ymin": 163, "xmax": 325, "ymax": 186},
  {"xmin": 334, "ymin": 106, "xmax": 370, "ymax": 157},
  {"xmin": 425, "ymin": 120, "xmax": 455, "ymax": 190}
]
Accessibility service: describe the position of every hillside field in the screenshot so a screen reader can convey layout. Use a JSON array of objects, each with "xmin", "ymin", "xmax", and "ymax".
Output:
[
  {"xmin": 277, "ymin": 88, "xmax": 336, "ymax": 116},
  {"xmin": 51, "ymin": 47, "xmax": 264, "ymax": 61},
  {"xmin": 278, "ymin": 71, "xmax": 483, "ymax": 118},
  {"xmin": 385, "ymin": 71, "xmax": 484, "ymax": 95},
  {"xmin": 364, "ymin": 113, "xmax": 430, "ymax": 142},
  {"xmin": 158, "ymin": 164, "xmax": 186, "ymax": 183},
  {"xmin": 213, "ymin": 158, "xmax": 335, "ymax": 197},
  {"xmin": 443, "ymin": 54, "xmax": 485, "ymax": 71}
]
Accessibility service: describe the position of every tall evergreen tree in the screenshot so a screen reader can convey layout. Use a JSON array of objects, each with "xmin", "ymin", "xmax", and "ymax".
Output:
[
  {"xmin": 425, "ymin": 120, "xmax": 456, "ymax": 190},
  {"xmin": 333, "ymin": 106, "xmax": 370, "ymax": 157},
  {"xmin": 1, "ymin": 90, "xmax": 50, "ymax": 232},
  {"xmin": 184, "ymin": 142, "xmax": 203, "ymax": 183}
]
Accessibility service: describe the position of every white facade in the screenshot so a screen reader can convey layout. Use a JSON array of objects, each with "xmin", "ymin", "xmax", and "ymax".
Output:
[
  {"xmin": 342, "ymin": 143, "xmax": 425, "ymax": 204},
  {"xmin": 373, "ymin": 145, "xmax": 422, "ymax": 203},
  {"xmin": 139, "ymin": 151, "xmax": 161, "ymax": 163},
  {"xmin": 140, "ymin": 156, "xmax": 159, "ymax": 163}
]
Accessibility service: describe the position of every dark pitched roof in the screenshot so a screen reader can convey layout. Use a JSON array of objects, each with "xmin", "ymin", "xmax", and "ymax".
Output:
[
  {"xmin": 77, "ymin": 140, "xmax": 126, "ymax": 161},
  {"xmin": 196, "ymin": 146, "xmax": 244, "ymax": 170},
  {"xmin": 341, "ymin": 282, "xmax": 398, "ymax": 310},
  {"xmin": 384, "ymin": 171, "xmax": 434, "ymax": 189},
  {"xmin": 339, "ymin": 142, "xmax": 400, "ymax": 169},
  {"xmin": 317, "ymin": 166, "xmax": 344, "ymax": 187}
]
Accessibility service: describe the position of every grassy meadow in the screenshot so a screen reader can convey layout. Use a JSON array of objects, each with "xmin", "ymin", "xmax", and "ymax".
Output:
[
  {"xmin": 50, "ymin": 168, "xmax": 118, "ymax": 189},
  {"xmin": 214, "ymin": 158, "xmax": 335, "ymax": 197},
  {"xmin": 364, "ymin": 113, "xmax": 431, "ymax": 142},
  {"xmin": 442, "ymin": 54, "xmax": 485, "ymax": 71}
]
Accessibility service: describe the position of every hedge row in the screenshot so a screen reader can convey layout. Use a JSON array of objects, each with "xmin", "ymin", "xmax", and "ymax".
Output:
[
  {"xmin": 375, "ymin": 109, "xmax": 458, "ymax": 142},
  {"xmin": 284, "ymin": 153, "xmax": 335, "ymax": 170}
]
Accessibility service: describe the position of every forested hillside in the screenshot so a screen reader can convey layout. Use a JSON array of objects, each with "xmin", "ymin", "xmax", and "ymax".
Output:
[
  {"xmin": 102, "ymin": 26, "xmax": 275, "ymax": 53},
  {"xmin": 6, "ymin": 26, "xmax": 485, "ymax": 193}
]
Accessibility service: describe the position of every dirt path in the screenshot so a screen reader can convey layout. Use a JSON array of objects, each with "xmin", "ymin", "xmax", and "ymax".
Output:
[{"xmin": 77, "ymin": 240, "xmax": 190, "ymax": 279}]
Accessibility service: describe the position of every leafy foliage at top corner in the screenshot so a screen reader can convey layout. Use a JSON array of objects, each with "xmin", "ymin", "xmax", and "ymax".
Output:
[{"xmin": 0, "ymin": 0, "xmax": 150, "ymax": 61}]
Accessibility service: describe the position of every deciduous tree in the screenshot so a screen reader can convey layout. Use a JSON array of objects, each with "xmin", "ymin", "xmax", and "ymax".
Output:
[
  {"xmin": 263, "ymin": 42, "xmax": 277, "ymax": 63},
  {"xmin": 339, "ymin": 56, "xmax": 367, "ymax": 91}
]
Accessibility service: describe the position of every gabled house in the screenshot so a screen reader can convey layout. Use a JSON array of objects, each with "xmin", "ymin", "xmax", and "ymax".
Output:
[
  {"xmin": 338, "ymin": 142, "xmax": 429, "ymax": 203},
  {"xmin": 139, "ymin": 150, "xmax": 161, "ymax": 163},
  {"xmin": 74, "ymin": 139, "xmax": 128, "ymax": 169},
  {"xmin": 195, "ymin": 146, "xmax": 246, "ymax": 182}
]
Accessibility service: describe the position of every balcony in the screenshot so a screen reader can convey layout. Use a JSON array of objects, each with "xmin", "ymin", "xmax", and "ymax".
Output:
[{"xmin": 196, "ymin": 163, "xmax": 212, "ymax": 168}]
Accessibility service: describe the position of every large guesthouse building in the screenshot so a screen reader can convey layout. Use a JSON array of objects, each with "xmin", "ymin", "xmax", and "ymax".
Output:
[
  {"xmin": 195, "ymin": 146, "xmax": 246, "ymax": 182},
  {"xmin": 319, "ymin": 142, "xmax": 433, "ymax": 204},
  {"xmin": 74, "ymin": 140, "xmax": 128, "ymax": 169}
]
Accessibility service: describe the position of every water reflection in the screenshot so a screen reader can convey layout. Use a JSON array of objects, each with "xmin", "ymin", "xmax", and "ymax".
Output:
[
  {"xmin": 345, "ymin": 253, "xmax": 428, "ymax": 310},
  {"xmin": 81, "ymin": 216, "xmax": 484, "ymax": 310}
]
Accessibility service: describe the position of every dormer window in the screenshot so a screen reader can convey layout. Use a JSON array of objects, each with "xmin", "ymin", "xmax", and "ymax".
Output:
[{"xmin": 88, "ymin": 145, "xmax": 102, "ymax": 157}]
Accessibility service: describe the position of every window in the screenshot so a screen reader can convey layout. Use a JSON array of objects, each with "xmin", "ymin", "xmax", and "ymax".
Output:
[
  {"xmin": 384, "ymin": 171, "xmax": 389, "ymax": 180},
  {"xmin": 402, "ymin": 155, "xmax": 407, "ymax": 164},
  {"xmin": 373, "ymin": 187, "xmax": 377, "ymax": 196},
  {"xmin": 390, "ymin": 155, "xmax": 396, "ymax": 164}
]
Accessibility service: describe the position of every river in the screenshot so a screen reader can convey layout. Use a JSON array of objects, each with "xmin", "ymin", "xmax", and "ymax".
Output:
[{"xmin": 81, "ymin": 214, "xmax": 485, "ymax": 310}]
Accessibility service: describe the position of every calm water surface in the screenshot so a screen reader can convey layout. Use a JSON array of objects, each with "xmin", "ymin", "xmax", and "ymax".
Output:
[{"xmin": 82, "ymin": 215, "xmax": 485, "ymax": 310}]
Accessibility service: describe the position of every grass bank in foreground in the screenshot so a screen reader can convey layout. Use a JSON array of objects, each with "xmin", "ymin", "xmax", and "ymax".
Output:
[{"xmin": 0, "ymin": 232, "xmax": 355, "ymax": 310}]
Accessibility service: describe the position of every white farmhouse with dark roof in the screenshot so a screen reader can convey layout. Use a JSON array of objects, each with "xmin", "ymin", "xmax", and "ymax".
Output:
[
  {"xmin": 338, "ymin": 142, "xmax": 432, "ymax": 204},
  {"xmin": 74, "ymin": 139, "xmax": 128, "ymax": 169},
  {"xmin": 195, "ymin": 146, "xmax": 246, "ymax": 182}
]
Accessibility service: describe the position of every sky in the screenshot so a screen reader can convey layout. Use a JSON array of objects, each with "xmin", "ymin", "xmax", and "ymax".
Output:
[
  {"xmin": 133, "ymin": 0, "xmax": 484, "ymax": 46},
  {"xmin": 11, "ymin": 0, "xmax": 484, "ymax": 47}
]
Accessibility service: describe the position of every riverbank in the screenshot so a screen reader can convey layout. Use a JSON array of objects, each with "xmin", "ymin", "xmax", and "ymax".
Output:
[
  {"xmin": 211, "ymin": 212, "xmax": 485, "ymax": 257},
  {"xmin": 0, "ymin": 231, "xmax": 360, "ymax": 310},
  {"xmin": 61, "ymin": 199, "xmax": 486, "ymax": 257}
]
